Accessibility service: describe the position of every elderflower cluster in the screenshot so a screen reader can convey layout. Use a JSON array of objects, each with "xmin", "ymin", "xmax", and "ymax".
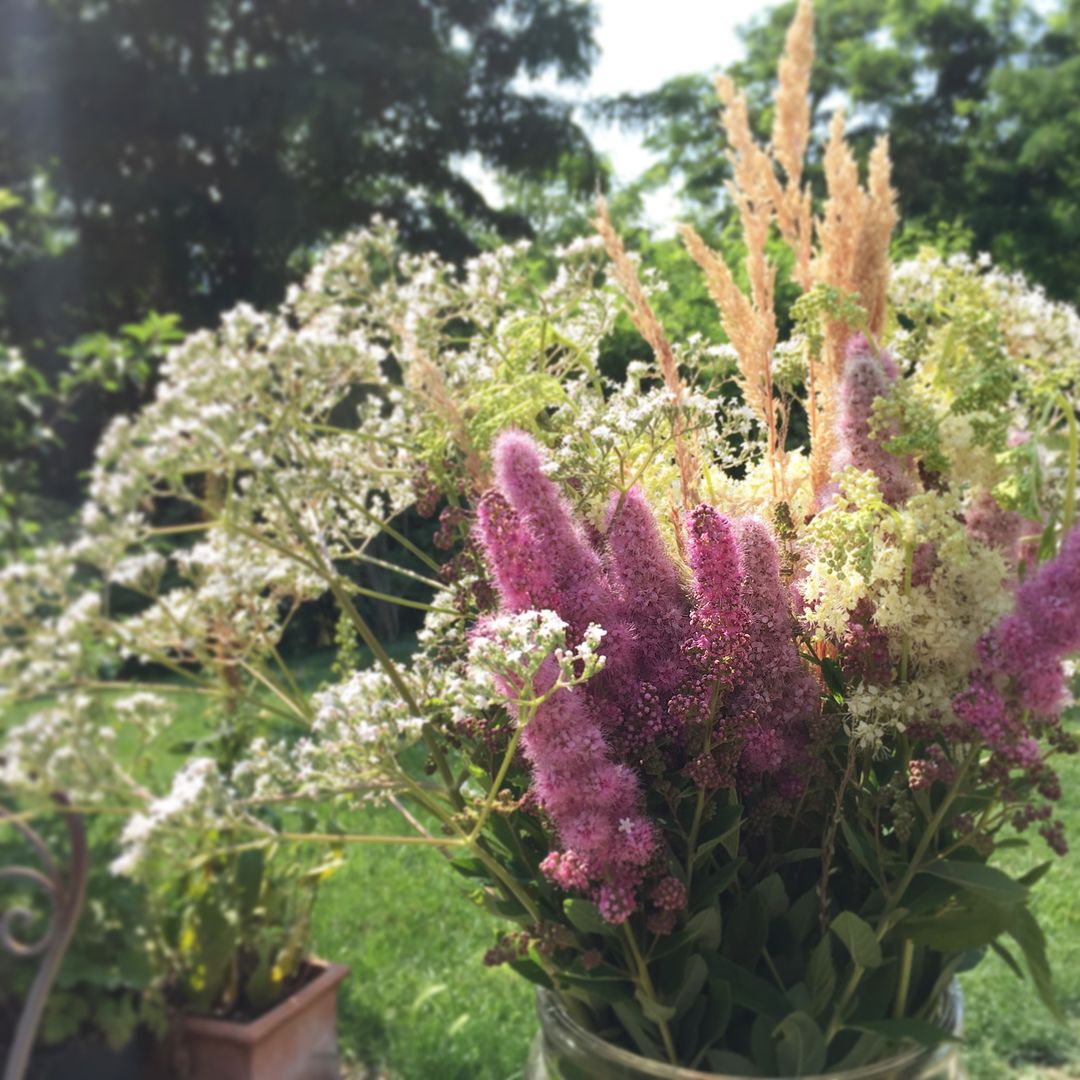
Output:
[{"xmin": 467, "ymin": 610, "xmax": 607, "ymax": 700}]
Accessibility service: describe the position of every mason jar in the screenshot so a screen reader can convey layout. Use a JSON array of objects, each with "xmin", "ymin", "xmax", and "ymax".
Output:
[{"xmin": 526, "ymin": 984, "xmax": 965, "ymax": 1080}]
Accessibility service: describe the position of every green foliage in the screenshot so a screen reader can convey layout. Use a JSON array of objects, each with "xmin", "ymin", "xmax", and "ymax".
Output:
[
  {"xmin": 0, "ymin": 816, "xmax": 164, "ymax": 1050},
  {"xmin": 154, "ymin": 841, "xmax": 340, "ymax": 1016}
]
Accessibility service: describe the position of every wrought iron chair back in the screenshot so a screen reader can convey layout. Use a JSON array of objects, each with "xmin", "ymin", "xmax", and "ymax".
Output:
[{"xmin": 1, "ymin": 795, "xmax": 88, "ymax": 1080}]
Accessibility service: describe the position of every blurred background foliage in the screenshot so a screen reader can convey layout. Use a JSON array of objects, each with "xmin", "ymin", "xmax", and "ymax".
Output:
[{"xmin": 3, "ymin": 0, "xmax": 1080, "ymax": 520}]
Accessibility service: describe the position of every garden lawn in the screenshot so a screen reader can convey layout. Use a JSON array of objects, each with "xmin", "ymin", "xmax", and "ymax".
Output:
[{"xmin": 313, "ymin": 751, "xmax": 1080, "ymax": 1080}]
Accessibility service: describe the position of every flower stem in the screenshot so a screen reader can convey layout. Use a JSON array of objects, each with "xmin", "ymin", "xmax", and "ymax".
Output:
[
  {"xmin": 467, "ymin": 705, "xmax": 530, "ymax": 843},
  {"xmin": 622, "ymin": 924, "xmax": 678, "ymax": 1064},
  {"xmin": 894, "ymin": 938, "xmax": 915, "ymax": 1019}
]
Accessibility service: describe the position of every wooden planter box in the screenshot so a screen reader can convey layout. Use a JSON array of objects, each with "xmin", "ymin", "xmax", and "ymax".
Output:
[{"xmin": 168, "ymin": 961, "xmax": 349, "ymax": 1080}]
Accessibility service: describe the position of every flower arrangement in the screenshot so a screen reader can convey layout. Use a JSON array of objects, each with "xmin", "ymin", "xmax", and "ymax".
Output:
[{"xmin": 2, "ymin": 0, "xmax": 1079, "ymax": 1074}]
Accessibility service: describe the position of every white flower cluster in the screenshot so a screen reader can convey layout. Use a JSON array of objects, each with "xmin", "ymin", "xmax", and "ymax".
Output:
[
  {"xmin": 891, "ymin": 250, "xmax": 1080, "ymax": 396},
  {"xmin": 467, "ymin": 610, "xmax": 607, "ymax": 703},
  {"xmin": 110, "ymin": 757, "xmax": 228, "ymax": 877}
]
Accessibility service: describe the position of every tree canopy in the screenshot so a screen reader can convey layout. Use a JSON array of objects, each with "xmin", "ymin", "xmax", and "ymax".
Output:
[{"xmin": 0, "ymin": 0, "xmax": 598, "ymax": 354}]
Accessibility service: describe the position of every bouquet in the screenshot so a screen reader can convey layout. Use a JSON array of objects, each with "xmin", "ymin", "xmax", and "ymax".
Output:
[{"xmin": 2, "ymin": 0, "xmax": 1078, "ymax": 1073}]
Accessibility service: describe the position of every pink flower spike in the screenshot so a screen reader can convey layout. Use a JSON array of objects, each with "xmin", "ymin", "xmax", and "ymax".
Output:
[
  {"xmin": 835, "ymin": 334, "xmax": 914, "ymax": 505},
  {"xmin": 606, "ymin": 487, "xmax": 689, "ymax": 687}
]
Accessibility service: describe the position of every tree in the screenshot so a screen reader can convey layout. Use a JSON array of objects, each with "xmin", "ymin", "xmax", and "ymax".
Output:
[
  {"xmin": 601, "ymin": 0, "xmax": 1080, "ymax": 304},
  {"xmin": 0, "ymin": 0, "xmax": 599, "ymax": 498},
  {"xmin": 0, "ymin": 0, "xmax": 598, "ymax": 356}
]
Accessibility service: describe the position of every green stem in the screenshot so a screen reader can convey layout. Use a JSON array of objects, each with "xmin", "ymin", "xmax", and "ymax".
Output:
[
  {"xmin": 685, "ymin": 679, "xmax": 724, "ymax": 897},
  {"xmin": 622, "ymin": 924, "xmax": 678, "ymax": 1065},
  {"xmin": 894, "ymin": 938, "xmax": 915, "ymax": 1019},
  {"xmin": 1059, "ymin": 391, "xmax": 1077, "ymax": 535},
  {"xmin": 899, "ymin": 537, "xmax": 915, "ymax": 686},
  {"xmin": 468, "ymin": 704, "xmax": 531, "ymax": 843}
]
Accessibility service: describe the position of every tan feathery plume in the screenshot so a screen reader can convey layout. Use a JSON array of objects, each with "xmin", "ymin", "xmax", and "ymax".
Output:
[
  {"xmin": 856, "ymin": 135, "xmax": 898, "ymax": 339},
  {"xmin": 593, "ymin": 197, "xmax": 700, "ymax": 507},
  {"xmin": 680, "ymin": 223, "xmax": 781, "ymax": 491},
  {"xmin": 808, "ymin": 112, "xmax": 898, "ymax": 495},
  {"xmin": 771, "ymin": 0, "xmax": 815, "ymax": 291}
]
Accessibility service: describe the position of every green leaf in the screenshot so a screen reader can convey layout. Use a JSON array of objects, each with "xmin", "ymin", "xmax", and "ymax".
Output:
[
  {"xmin": 563, "ymin": 898, "xmax": 612, "ymax": 936},
  {"xmin": 920, "ymin": 860, "xmax": 1028, "ymax": 906},
  {"xmin": 724, "ymin": 891, "xmax": 769, "ymax": 966},
  {"xmin": 704, "ymin": 979, "xmax": 733, "ymax": 1043},
  {"xmin": 635, "ymin": 987, "xmax": 677, "ymax": 1024},
  {"xmin": 750, "ymin": 1013, "xmax": 779, "ymax": 1075},
  {"xmin": 691, "ymin": 857, "xmax": 745, "ymax": 909},
  {"xmin": 706, "ymin": 1050, "xmax": 761, "ymax": 1075},
  {"xmin": 694, "ymin": 805, "xmax": 743, "ymax": 865},
  {"xmin": 990, "ymin": 940, "xmax": 1024, "ymax": 979},
  {"xmin": 613, "ymin": 1000, "xmax": 664, "ymax": 1060},
  {"xmin": 704, "ymin": 955, "xmax": 790, "ymax": 1020},
  {"xmin": 754, "ymin": 874, "xmax": 789, "ymax": 921},
  {"xmin": 672, "ymin": 955, "xmax": 708, "ymax": 1018},
  {"xmin": 806, "ymin": 937, "xmax": 836, "ymax": 1018},
  {"xmin": 685, "ymin": 906, "xmax": 722, "ymax": 950},
  {"xmin": 774, "ymin": 1011, "xmax": 827, "ymax": 1076},
  {"xmin": 848, "ymin": 1017, "xmax": 959, "ymax": 1046},
  {"xmin": 449, "ymin": 854, "xmax": 489, "ymax": 880},
  {"xmin": 506, "ymin": 957, "xmax": 553, "ymax": 989},
  {"xmin": 1016, "ymin": 861, "xmax": 1053, "ymax": 889},
  {"xmin": 830, "ymin": 912, "xmax": 882, "ymax": 969},
  {"xmin": 898, "ymin": 898, "xmax": 1012, "ymax": 951},
  {"xmin": 1006, "ymin": 904, "xmax": 1064, "ymax": 1021},
  {"xmin": 561, "ymin": 970, "xmax": 634, "ymax": 1004},
  {"xmin": 840, "ymin": 821, "xmax": 882, "ymax": 884}
]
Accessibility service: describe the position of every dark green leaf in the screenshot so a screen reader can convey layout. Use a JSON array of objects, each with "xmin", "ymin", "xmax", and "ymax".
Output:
[
  {"xmin": 774, "ymin": 1011, "xmax": 827, "ymax": 1076},
  {"xmin": 898, "ymin": 898, "xmax": 1012, "ymax": 951},
  {"xmin": 830, "ymin": 912, "xmax": 882, "ymax": 969},
  {"xmin": 613, "ymin": 1000, "xmax": 664, "ymax": 1060},
  {"xmin": 561, "ymin": 970, "xmax": 634, "ymax": 1004},
  {"xmin": 704, "ymin": 955, "xmax": 791, "ymax": 1020},
  {"xmin": 635, "ymin": 987, "xmax": 677, "ymax": 1024},
  {"xmin": 685, "ymin": 906, "xmax": 722, "ymax": 950},
  {"xmin": 506, "ymin": 957, "xmax": 553, "ymax": 989},
  {"xmin": 848, "ymin": 1017, "xmax": 959, "ymax": 1046},
  {"xmin": 806, "ymin": 937, "xmax": 836, "ymax": 1018},
  {"xmin": 673, "ymin": 955, "xmax": 709, "ymax": 1018},
  {"xmin": 706, "ymin": 1050, "xmax": 761, "ymax": 1076},
  {"xmin": 1007, "ymin": 904, "xmax": 1064, "ymax": 1022},
  {"xmin": 920, "ymin": 860, "xmax": 1028, "ymax": 907},
  {"xmin": 563, "ymin": 898, "xmax": 613, "ymax": 936},
  {"xmin": 841, "ymin": 821, "xmax": 882, "ymax": 884}
]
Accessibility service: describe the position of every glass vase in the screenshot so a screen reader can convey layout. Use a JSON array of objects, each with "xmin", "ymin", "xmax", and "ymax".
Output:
[{"xmin": 525, "ymin": 983, "xmax": 965, "ymax": 1080}]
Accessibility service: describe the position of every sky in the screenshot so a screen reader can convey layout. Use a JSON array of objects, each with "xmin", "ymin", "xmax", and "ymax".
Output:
[
  {"xmin": 585, "ymin": 0, "xmax": 770, "ymax": 182},
  {"xmin": 462, "ymin": 0, "xmax": 772, "ymax": 227}
]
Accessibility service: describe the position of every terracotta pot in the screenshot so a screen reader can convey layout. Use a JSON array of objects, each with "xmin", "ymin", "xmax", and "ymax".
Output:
[{"xmin": 168, "ymin": 961, "xmax": 349, "ymax": 1080}]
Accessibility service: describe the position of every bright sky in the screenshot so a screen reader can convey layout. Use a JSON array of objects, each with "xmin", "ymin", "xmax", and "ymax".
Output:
[
  {"xmin": 461, "ymin": 0, "xmax": 772, "ymax": 227},
  {"xmin": 586, "ymin": 0, "xmax": 770, "ymax": 182}
]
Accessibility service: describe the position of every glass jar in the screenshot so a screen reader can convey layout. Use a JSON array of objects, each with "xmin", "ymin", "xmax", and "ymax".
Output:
[{"xmin": 526, "ymin": 984, "xmax": 965, "ymax": 1080}]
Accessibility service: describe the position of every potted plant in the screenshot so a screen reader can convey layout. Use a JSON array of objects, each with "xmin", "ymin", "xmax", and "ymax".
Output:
[{"xmin": 108, "ymin": 756, "xmax": 347, "ymax": 1080}]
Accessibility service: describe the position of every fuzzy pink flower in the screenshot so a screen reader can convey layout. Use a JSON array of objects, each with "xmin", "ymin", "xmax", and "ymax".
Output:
[
  {"xmin": 733, "ymin": 519, "xmax": 819, "ymax": 728},
  {"xmin": 605, "ymin": 486, "xmax": 689, "ymax": 691},
  {"xmin": 834, "ymin": 334, "xmax": 915, "ymax": 505},
  {"xmin": 519, "ymin": 658, "xmax": 655, "ymax": 922},
  {"xmin": 966, "ymin": 491, "xmax": 1037, "ymax": 570},
  {"xmin": 491, "ymin": 430, "xmax": 639, "ymax": 689},
  {"xmin": 475, "ymin": 491, "xmax": 555, "ymax": 611}
]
